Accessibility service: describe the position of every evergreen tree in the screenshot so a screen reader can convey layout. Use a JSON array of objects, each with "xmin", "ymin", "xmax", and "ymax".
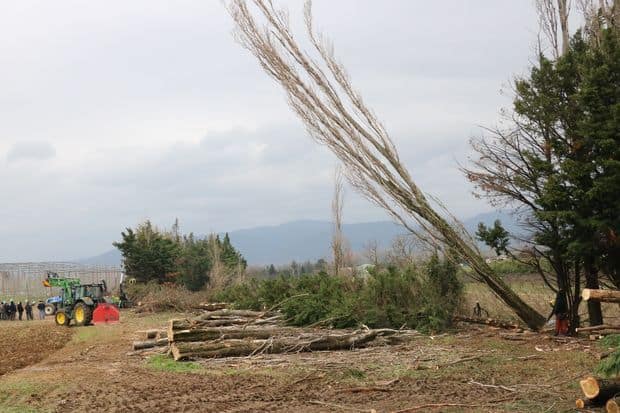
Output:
[{"xmin": 113, "ymin": 221, "xmax": 180, "ymax": 284}]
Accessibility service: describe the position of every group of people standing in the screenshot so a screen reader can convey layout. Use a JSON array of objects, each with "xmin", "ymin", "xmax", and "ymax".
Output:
[{"xmin": 0, "ymin": 300, "xmax": 45, "ymax": 321}]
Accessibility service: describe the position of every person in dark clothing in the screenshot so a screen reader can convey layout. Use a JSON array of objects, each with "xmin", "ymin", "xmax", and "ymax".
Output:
[
  {"xmin": 17, "ymin": 302, "xmax": 24, "ymax": 320},
  {"xmin": 37, "ymin": 300, "xmax": 46, "ymax": 320},
  {"xmin": 8, "ymin": 300, "xmax": 16, "ymax": 321},
  {"xmin": 0, "ymin": 301, "xmax": 5, "ymax": 320},
  {"xmin": 2, "ymin": 302, "xmax": 8, "ymax": 320},
  {"xmin": 25, "ymin": 301, "xmax": 33, "ymax": 320},
  {"xmin": 548, "ymin": 289, "xmax": 569, "ymax": 335}
]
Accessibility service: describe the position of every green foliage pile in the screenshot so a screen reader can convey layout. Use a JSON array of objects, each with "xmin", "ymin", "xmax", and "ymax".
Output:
[
  {"xmin": 596, "ymin": 334, "xmax": 620, "ymax": 378},
  {"xmin": 216, "ymin": 253, "xmax": 463, "ymax": 332},
  {"xmin": 114, "ymin": 220, "xmax": 246, "ymax": 291}
]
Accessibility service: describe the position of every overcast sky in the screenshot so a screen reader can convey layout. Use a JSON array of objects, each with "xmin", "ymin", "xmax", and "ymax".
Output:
[{"xmin": 0, "ymin": 1, "xmax": 541, "ymax": 262}]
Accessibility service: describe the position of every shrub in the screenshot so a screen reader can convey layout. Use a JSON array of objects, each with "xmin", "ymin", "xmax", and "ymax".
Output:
[
  {"xmin": 596, "ymin": 334, "xmax": 620, "ymax": 377},
  {"xmin": 216, "ymin": 255, "xmax": 463, "ymax": 332}
]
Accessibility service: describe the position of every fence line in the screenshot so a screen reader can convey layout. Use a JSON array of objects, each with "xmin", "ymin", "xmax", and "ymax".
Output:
[{"xmin": 0, "ymin": 262, "xmax": 123, "ymax": 300}]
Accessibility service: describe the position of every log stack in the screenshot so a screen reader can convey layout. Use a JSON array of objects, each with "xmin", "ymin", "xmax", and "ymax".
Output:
[
  {"xmin": 574, "ymin": 376, "xmax": 620, "ymax": 410},
  {"xmin": 130, "ymin": 303, "xmax": 419, "ymax": 361}
]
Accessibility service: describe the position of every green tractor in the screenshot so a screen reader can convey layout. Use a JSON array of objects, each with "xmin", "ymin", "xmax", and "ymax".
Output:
[{"xmin": 43, "ymin": 271, "xmax": 119, "ymax": 326}]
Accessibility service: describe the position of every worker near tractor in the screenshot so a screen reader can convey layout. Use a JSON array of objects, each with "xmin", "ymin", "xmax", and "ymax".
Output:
[
  {"xmin": 8, "ymin": 300, "xmax": 16, "ymax": 320},
  {"xmin": 17, "ymin": 301, "xmax": 24, "ymax": 320},
  {"xmin": 548, "ymin": 289, "xmax": 569, "ymax": 336},
  {"xmin": 37, "ymin": 300, "xmax": 46, "ymax": 320},
  {"xmin": 25, "ymin": 301, "xmax": 33, "ymax": 320}
]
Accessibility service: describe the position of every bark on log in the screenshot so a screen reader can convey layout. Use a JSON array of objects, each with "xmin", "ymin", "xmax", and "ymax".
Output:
[
  {"xmin": 577, "ymin": 324, "xmax": 620, "ymax": 333},
  {"xmin": 146, "ymin": 330, "xmax": 158, "ymax": 339},
  {"xmin": 170, "ymin": 328, "xmax": 286, "ymax": 343},
  {"xmin": 194, "ymin": 309, "xmax": 269, "ymax": 320},
  {"xmin": 132, "ymin": 338, "xmax": 169, "ymax": 350},
  {"xmin": 580, "ymin": 376, "xmax": 620, "ymax": 403},
  {"xmin": 195, "ymin": 303, "xmax": 228, "ymax": 311},
  {"xmin": 453, "ymin": 315, "xmax": 520, "ymax": 330},
  {"xmin": 607, "ymin": 397, "xmax": 620, "ymax": 413},
  {"xmin": 167, "ymin": 317, "xmax": 282, "ymax": 338},
  {"xmin": 582, "ymin": 289, "xmax": 620, "ymax": 303},
  {"xmin": 170, "ymin": 329, "xmax": 399, "ymax": 360}
]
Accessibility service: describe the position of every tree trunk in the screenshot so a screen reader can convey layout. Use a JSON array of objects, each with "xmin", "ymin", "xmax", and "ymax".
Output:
[
  {"xmin": 585, "ymin": 260, "xmax": 604, "ymax": 326},
  {"xmin": 583, "ymin": 289, "xmax": 620, "ymax": 303},
  {"xmin": 132, "ymin": 338, "xmax": 169, "ymax": 351},
  {"xmin": 569, "ymin": 262, "xmax": 581, "ymax": 335},
  {"xmin": 169, "ymin": 327, "xmax": 286, "ymax": 343}
]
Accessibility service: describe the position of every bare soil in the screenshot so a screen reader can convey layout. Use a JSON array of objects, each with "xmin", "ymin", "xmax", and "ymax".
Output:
[
  {"xmin": 0, "ymin": 311, "xmax": 606, "ymax": 412},
  {"xmin": 0, "ymin": 319, "xmax": 72, "ymax": 376}
]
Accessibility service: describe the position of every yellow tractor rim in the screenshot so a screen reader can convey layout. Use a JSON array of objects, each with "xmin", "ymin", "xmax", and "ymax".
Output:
[
  {"xmin": 75, "ymin": 306, "xmax": 84, "ymax": 323},
  {"xmin": 56, "ymin": 312, "xmax": 66, "ymax": 325}
]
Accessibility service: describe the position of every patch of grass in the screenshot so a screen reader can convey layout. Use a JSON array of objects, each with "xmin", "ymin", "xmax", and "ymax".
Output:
[
  {"xmin": 146, "ymin": 355, "xmax": 202, "ymax": 373},
  {"xmin": 340, "ymin": 367, "xmax": 366, "ymax": 380},
  {"xmin": 0, "ymin": 381, "xmax": 51, "ymax": 413}
]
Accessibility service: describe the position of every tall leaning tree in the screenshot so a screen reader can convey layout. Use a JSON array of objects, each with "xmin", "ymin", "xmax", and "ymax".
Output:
[{"xmin": 226, "ymin": 0, "xmax": 546, "ymax": 329}]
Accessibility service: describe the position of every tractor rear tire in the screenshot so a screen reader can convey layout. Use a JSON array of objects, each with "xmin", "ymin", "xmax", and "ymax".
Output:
[
  {"xmin": 73, "ymin": 302, "xmax": 93, "ymax": 326},
  {"xmin": 55, "ymin": 309, "xmax": 70, "ymax": 326},
  {"xmin": 44, "ymin": 304, "xmax": 56, "ymax": 316}
]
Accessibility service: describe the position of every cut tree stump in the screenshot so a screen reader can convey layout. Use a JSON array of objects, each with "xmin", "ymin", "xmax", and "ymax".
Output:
[
  {"xmin": 582, "ymin": 289, "xmax": 620, "ymax": 303},
  {"xmin": 579, "ymin": 376, "xmax": 620, "ymax": 405}
]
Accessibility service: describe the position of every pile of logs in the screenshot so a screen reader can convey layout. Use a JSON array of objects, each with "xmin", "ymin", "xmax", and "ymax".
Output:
[
  {"xmin": 170, "ymin": 312, "xmax": 416, "ymax": 361},
  {"xmin": 131, "ymin": 305, "xmax": 418, "ymax": 361},
  {"xmin": 576, "ymin": 376, "xmax": 620, "ymax": 411}
]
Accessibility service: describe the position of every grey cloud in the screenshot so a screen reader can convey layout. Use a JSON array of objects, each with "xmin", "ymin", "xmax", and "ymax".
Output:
[{"xmin": 6, "ymin": 141, "xmax": 56, "ymax": 162}]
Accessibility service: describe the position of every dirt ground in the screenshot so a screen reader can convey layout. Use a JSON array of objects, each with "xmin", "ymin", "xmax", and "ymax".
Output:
[
  {"xmin": 0, "ymin": 311, "xmax": 610, "ymax": 413},
  {"xmin": 0, "ymin": 320, "xmax": 72, "ymax": 377}
]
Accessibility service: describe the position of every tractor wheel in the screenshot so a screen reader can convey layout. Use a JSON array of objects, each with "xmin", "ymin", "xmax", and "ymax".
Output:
[
  {"xmin": 55, "ymin": 309, "xmax": 70, "ymax": 326},
  {"xmin": 44, "ymin": 303, "xmax": 56, "ymax": 316},
  {"xmin": 73, "ymin": 302, "xmax": 93, "ymax": 326}
]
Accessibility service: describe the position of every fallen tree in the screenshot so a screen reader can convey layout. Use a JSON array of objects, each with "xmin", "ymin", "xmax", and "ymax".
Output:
[{"xmin": 226, "ymin": 0, "xmax": 546, "ymax": 330}]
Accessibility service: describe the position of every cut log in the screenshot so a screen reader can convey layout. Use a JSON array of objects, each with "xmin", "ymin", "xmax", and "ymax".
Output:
[
  {"xmin": 132, "ymin": 338, "xmax": 169, "ymax": 350},
  {"xmin": 580, "ymin": 376, "xmax": 620, "ymax": 404},
  {"xmin": 453, "ymin": 315, "xmax": 520, "ymax": 330},
  {"xmin": 194, "ymin": 309, "xmax": 269, "ymax": 320},
  {"xmin": 169, "ymin": 328, "xmax": 285, "ymax": 343},
  {"xmin": 170, "ymin": 329, "xmax": 400, "ymax": 361},
  {"xmin": 607, "ymin": 397, "xmax": 620, "ymax": 413},
  {"xmin": 576, "ymin": 398, "xmax": 594, "ymax": 409},
  {"xmin": 582, "ymin": 289, "xmax": 620, "ymax": 303},
  {"xmin": 145, "ymin": 330, "xmax": 158, "ymax": 339},
  {"xmin": 133, "ymin": 340, "xmax": 157, "ymax": 350},
  {"xmin": 195, "ymin": 302, "xmax": 228, "ymax": 311},
  {"xmin": 577, "ymin": 324, "xmax": 620, "ymax": 333},
  {"xmin": 167, "ymin": 317, "xmax": 282, "ymax": 338}
]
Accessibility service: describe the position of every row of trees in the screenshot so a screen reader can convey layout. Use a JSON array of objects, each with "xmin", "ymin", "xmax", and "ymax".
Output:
[
  {"xmin": 469, "ymin": 2, "xmax": 619, "ymax": 331},
  {"xmin": 113, "ymin": 220, "xmax": 247, "ymax": 291}
]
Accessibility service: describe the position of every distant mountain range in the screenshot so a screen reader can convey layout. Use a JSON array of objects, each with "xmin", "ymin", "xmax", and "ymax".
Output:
[{"xmin": 78, "ymin": 211, "xmax": 519, "ymax": 267}]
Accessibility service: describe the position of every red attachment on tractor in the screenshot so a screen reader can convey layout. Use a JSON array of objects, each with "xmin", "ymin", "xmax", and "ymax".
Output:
[{"xmin": 92, "ymin": 303, "xmax": 120, "ymax": 324}]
